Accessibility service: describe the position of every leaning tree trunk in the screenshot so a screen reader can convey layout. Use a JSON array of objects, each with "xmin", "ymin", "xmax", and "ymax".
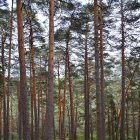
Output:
[
  {"xmin": 16, "ymin": 0, "xmax": 30, "ymax": 139},
  {"xmin": 45, "ymin": 0, "xmax": 54, "ymax": 139}
]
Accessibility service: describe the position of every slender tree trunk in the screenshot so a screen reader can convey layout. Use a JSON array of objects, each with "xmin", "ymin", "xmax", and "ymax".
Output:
[
  {"xmin": 90, "ymin": 116, "xmax": 93, "ymax": 140},
  {"xmin": 100, "ymin": 0, "xmax": 105, "ymax": 139},
  {"xmin": 38, "ymin": 81, "xmax": 41, "ymax": 140},
  {"xmin": 38, "ymin": 74, "xmax": 42, "ymax": 140},
  {"xmin": 31, "ymin": 78, "xmax": 34, "ymax": 140},
  {"xmin": 41, "ymin": 92, "xmax": 44, "ymax": 139},
  {"xmin": 26, "ymin": 1, "xmax": 38, "ymax": 139},
  {"xmin": 10, "ymin": 97, "xmax": 14, "ymax": 140},
  {"xmin": 1, "ymin": 29, "xmax": 7, "ymax": 140},
  {"xmin": 67, "ymin": 39, "xmax": 75, "ymax": 140},
  {"xmin": 120, "ymin": 0, "xmax": 125, "ymax": 139},
  {"xmin": 29, "ymin": 23, "xmax": 38, "ymax": 140},
  {"xmin": 27, "ymin": 1, "xmax": 38, "ymax": 138},
  {"xmin": 58, "ymin": 59, "xmax": 62, "ymax": 140},
  {"xmin": 107, "ymin": 107, "xmax": 111, "ymax": 140},
  {"xmin": 38, "ymin": 55, "xmax": 42, "ymax": 139},
  {"xmin": 67, "ymin": 106, "xmax": 71, "ymax": 140},
  {"xmin": 74, "ymin": 92, "xmax": 78, "ymax": 140},
  {"xmin": 45, "ymin": 0, "xmax": 54, "ymax": 139},
  {"xmin": 16, "ymin": 0, "xmax": 30, "ymax": 139},
  {"xmin": 90, "ymin": 95, "xmax": 93, "ymax": 140},
  {"xmin": 131, "ymin": 93, "xmax": 136, "ymax": 140},
  {"xmin": 61, "ymin": 45, "xmax": 68, "ymax": 140},
  {"xmin": 126, "ymin": 98, "xmax": 129, "ymax": 140},
  {"xmin": 84, "ymin": 24, "xmax": 90, "ymax": 140},
  {"xmin": 111, "ymin": 105, "xmax": 115, "ymax": 140},
  {"xmin": 30, "ymin": 48, "xmax": 33, "ymax": 140},
  {"xmin": 7, "ymin": 1, "xmax": 14, "ymax": 140},
  {"xmin": 17, "ymin": 83, "xmax": 22, "ymax": 140}
]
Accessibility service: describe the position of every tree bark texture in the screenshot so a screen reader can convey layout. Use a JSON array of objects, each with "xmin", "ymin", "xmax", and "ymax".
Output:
[
  {"xmin": 16, "ymin": 0, "xmax": 30, "ymax": 139},
  {"xmin": 45, "ymin": 0, "xmax": 55, "ymax": 139}
]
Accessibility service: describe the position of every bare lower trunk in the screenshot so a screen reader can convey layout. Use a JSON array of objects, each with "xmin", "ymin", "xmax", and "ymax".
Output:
[
  {"xmin": 131, "ymin": 93, "xmax": 136, "ymax": 140},
  {"xmin": 16, "ymin": 0, "xmax": 30, "ymax": 139},
  {"xmin": 84, "ymin": 24, "xmax": 90, "ymax": 140},
  {"xmin": 45, "ymin": 0, "xmax": 54, "ymax": 139},
  {"xmin": 93, "ymin": 0, "xmax": 103, "ymax": 139},
  {"xmin": 61, "ymin": 46, "xmax": 68, "ymax": 140},
  {"xmin": 67, "ymin": 40, "xmax": 75, "ymax": 140},
  {"xmin": 58, "ymin": 60, "xmax": 62, "ymax": 140}
]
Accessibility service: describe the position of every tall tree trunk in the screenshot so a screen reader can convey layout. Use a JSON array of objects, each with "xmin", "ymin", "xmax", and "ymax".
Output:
[
  {"xmin": 93, "ymin": 0, "xmax": 103, "ymax": 139},
  {"xmin": 67, "ymin": 106, "xmax": 71, "ymax": 140},
  {"xmin": 10, "ymin": 97, "xmax": 14, "ymax": 140},
  {"xmin": 61, "ymin": 45, "xmax": 68, "ymax": 140},
  {"xmin": 74, "ymin": 91, "xmax": 78, "ymax": 140},
  {"xmin": 38, "ymin": 81, "xmax": 41, "ymax": 140},
  {"xmin": 84, "ymin": 24, "xmax": 90, "ymax": 140},
  {"xmin": 100, "ymin": 0, "xmax": 105, "ymax": 139},
  {"xmin": 41, "ymin": 91, "xmax": 44, "ymax": 139},
  {"xmin": 67, "ymin": 39, "xmax": 75, "ymax": 140},
  {"xmin": 38, "ymin": 55, "xmax": 43, "ymax": 139},
  {"xmin": 7, "ymin": 1, "xmax": 14, "ymax": 139},
  {"xmin": 16, "ymin": 0, "xmax": 30, "ymax": 139},
  {"xmin": 30, "ymin": 47, "xmax": 33, "ymax": 140},
  {"xmin": 26, "ymin": 1, "xmax": 38, "ymax": 139},
  {"xmin": 131, "ymin": 93, "xmax": 136, "ymax": 140},
  {"xmin": 45, "ymin": 0, "xmax": 54, "ymax": 139},
  {"xmin": 111, "ymin": 105, "xmax": 115, "ymax": 140},
  {"xmin": 17, "ymin": 82, "xmax": 22, "ymax": 140},
  {"xmin": 120, "ymin": 0, "xmax": 125, "ymax": 139},
  {"xmin": 1, "ymin": 29, "xmax": 7, "ymax": 140},
  {"xmin": 29, "ymin": 19, "xmax": 38, "ymax": 140},
  {"xmin": 107, "ymin": 107, "xmax": 111, "ymax": 140},
  {"xmin": 58, "ymin": 59, "xmax": 62, "ymax": 140},
  {"xmin": 126, "ymin": 98, "xmax": 129, "ymax": 140},
  {"xmin": 90, "ymin": 94, "xmax": 93, "ymax": 140}
]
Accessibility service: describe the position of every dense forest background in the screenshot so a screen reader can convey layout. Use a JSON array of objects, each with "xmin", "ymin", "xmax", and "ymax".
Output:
[{"xmin": 0, "ymin": 0, "xmax": 140, "ymax": 140}]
